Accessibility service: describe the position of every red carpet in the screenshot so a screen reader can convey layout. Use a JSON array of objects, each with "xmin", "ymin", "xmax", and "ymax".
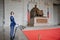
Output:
[{"xmin": 23, "ymin": 28, "xmax": 60, "ymax": 40}]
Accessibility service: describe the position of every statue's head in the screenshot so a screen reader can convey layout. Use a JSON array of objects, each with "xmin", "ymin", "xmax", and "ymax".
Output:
[{"xmin": 35, "ymin": 5, "xmax": 37, "ymax": 8}]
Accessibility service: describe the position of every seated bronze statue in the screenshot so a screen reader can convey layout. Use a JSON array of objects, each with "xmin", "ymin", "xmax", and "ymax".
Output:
[{"xmin": 30, "ymin": 5, "xmax": 43, "ymax": 18}]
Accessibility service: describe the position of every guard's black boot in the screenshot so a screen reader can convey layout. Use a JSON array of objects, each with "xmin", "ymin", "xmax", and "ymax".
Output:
[
  {"xmin": 13, "ymin": 35, "xmax": 15, "ymax": 40},
  {"xmin": 10, "ymin": 37, "xmax": 13, "ymax": 40}
]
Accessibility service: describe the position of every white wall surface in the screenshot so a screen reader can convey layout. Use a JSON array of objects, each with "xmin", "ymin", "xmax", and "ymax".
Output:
[
  {"xmin": 5, "ymin": 0, "xmax": 59, "ymax": 26},
  {"xmin": 53, "ymin": 0, "xmax": 60, "ymax": 4},
  {"xmin": 53, "ymin": 5, "xmax": 59, "ymax": 25}
]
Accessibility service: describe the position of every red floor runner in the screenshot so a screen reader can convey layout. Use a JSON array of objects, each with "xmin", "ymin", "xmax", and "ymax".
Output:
[{"xmin": 23, "ymin": 28, "xmax": 60, "ymax": 40}]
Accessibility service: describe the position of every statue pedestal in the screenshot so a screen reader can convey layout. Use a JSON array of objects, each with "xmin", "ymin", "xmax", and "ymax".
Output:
[{"xmin": 34, "ymin": 17, "xmax": 48, "ymax": 26}]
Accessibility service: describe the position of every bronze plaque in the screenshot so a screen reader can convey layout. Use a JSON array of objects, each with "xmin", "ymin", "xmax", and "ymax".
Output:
[{"xmin": 36, "ymin": 19, "xmax": 47, "ymax": 23}]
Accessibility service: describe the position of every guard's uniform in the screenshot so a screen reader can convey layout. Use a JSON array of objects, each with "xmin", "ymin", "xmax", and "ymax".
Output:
[{"xmin": 10, "ymin": 16, "xmax": 16, "ymax": 40}]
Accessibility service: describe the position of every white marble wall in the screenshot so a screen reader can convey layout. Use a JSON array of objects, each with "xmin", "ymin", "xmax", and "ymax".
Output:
[{"xmin": 4, "ymin": 0, "xmax": 59, "ymax": 26}]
